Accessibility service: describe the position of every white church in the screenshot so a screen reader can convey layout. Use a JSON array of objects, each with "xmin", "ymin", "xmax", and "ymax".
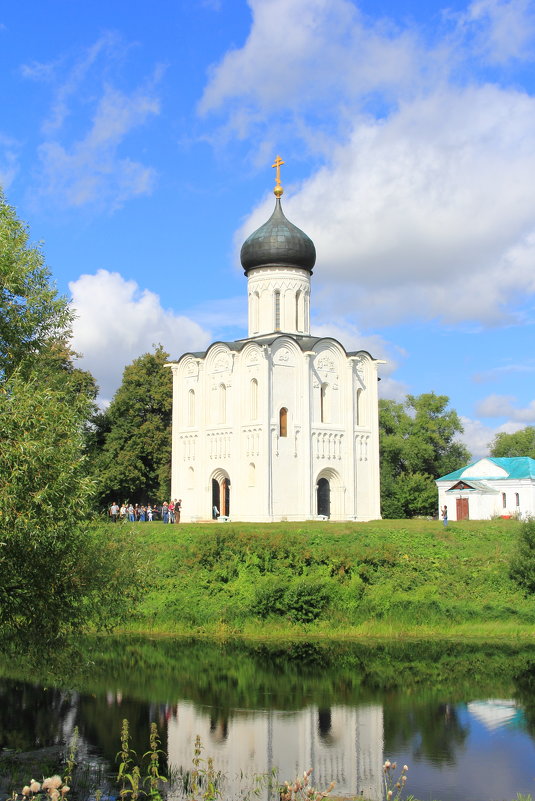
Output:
[{"xmin": 169, "ymin": 159, "xmax": 382, "ymax": 522}]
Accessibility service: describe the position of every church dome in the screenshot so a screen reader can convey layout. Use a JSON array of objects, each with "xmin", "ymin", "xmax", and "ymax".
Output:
[{"xmin": 240, "ymin": 197, "xmax": 316, "ymax": 275}]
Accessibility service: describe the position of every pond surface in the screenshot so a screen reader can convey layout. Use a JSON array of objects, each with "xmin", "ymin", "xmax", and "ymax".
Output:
[{"xmin": 0, "ymin": 637, "xmax": 535, "ymax": 801}]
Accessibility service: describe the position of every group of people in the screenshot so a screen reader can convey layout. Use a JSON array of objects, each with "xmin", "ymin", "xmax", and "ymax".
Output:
[{"xmin": 109, "ymin": 500, "xmax": 182, "ymax": 524}]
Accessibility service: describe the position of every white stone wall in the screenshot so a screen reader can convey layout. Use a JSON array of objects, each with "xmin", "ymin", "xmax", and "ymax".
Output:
[
  {"xmin": 170, "ymin": 337, "xmax": 381, "ymax": 522},
  {"xmin": 437, "ymin": 479, "xmax": 535, "ymax": 520},
  {"xmin": 247, "ymin": 266, "xmax": 311, "ymax": 336}
]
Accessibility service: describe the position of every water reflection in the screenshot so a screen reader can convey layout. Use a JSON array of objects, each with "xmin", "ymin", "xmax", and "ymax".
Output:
[{"xmin": 0, "ymin": 637, "xmax": 534, "ymax": 800}]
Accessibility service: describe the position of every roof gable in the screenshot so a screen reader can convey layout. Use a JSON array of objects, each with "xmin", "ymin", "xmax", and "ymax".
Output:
[{"xmin": 462, "ymin": 458, "xmax": 508, "ymax": 478}]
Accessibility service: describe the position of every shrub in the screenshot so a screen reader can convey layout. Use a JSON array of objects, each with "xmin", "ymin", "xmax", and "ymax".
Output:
[
  {"xmin": 510, "ymin": 518, "xmax": 535, "ymax": 595},
  {"xmin": 251, "ymin": 577, "xmax": 331, "ymax": 623}
]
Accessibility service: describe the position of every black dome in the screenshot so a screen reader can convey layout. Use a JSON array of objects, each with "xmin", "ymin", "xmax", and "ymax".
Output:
[{"xmin": 240, "ymin": 197, "xmax": 316, "ymax": 274}]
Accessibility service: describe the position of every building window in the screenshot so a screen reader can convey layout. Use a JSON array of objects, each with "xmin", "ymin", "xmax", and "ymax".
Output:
[
  {"xmin": 251, "ymin": 291, "xmax": 259, "ymax": 334},
  {"xmin": 274, "ymin": 290, "xmax": 281, "ymax": 330},
  {"xmin": 516, "ymin": 492, "xmax": 520, "ymax": 507},
  {"xmin": 320, "ymin": 383, "xmax": 328, "ymax": 423},
  {"xmin": 356, "ymin": 388, "xmax": 363, "ymax": 426},
  {"xmin": 219, "ymin": 383, "xmax": 226, "ymax": 424},
  {"xmin": 250, "ymin": 378, "xmax": 258, "ymax": 420},
  {"xmin": 279, "ymin": 407, "xmax": 288, "ymax": 437},
  {"xmin": 187, "ymin": 467, "xmax": 194, "ymax": 489},
  {"xmin": 188, "ymin": 389, "xmax": 195, "ymax": 427},
  {"xmin": 295, "ymin": 290, "xmax": 301, "ymax": 331},
  {"xmin": 502, "ymin": 492, "xmax": 507, "ymax": 508},
  {"xmin": 248, "ymin": 462, "xmax": 256, "ymax": 486}
]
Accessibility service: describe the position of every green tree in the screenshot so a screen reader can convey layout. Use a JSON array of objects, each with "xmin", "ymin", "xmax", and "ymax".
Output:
[
  {"xmin": 491, "ymin": 426, "xmax": 535, "ymax": 459},
  {"xmin": 0, "ymin": 189, "xmax": 71, "ymax": 379},
  {"xmin": 379, "ymin": 393, "xmax": 470, "ymax": 518},
  {"xmin": 90, "ymin": 345, "xmax": 172, "ymax": 507},
  {"xmin": 0, "ymin": 191, "xmax": 140, "ymax": 633}
]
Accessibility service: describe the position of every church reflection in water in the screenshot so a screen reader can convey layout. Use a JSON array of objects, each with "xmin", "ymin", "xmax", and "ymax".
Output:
[{"xmin": 167, "ymin": 703, "xmax": 384, "ymax": 799}]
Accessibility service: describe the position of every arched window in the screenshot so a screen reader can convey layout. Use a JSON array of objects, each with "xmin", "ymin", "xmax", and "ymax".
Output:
[
  {"xmin": 219, "ymin": 383, "xmax": 226, "ymax": 424},
  {"xmin": 279, "ymin": 407, "xmax": 288, "ymax": 437},
  {"xmin": 187, "ymin": 466, "xmax": 194, "ymax": 489},
  {"xmin": 188, "ymin": 389, "xmax": 195, "ymax": 427},
  {"xmin": 320, "ymin": 383, "xmax": 329, "ymax": 423},
  {"xmin": 295, "ymin": 290, "xmax": 301, "ymax": 331},
  {"xmin": 252, "ymin": 291, "xmax": 259, "ymax": 334},
  {"xmin": 502, "ymin": 492, "xmax": 507, "ymax": 508},
  {"xmin": 356, "ymin": 388, "xmax": 363, "ymax": 426},
  {"xmin": 248, "ymin": 462, "xmax": 256, "ymax": 486},
  {"xmin": 516, "ymin": 492, "xmax": 520, "ymax": 507},
  {"xmin": 274, "ymin": 290, "xmax": 281, "ymax": 331},
  {"xmin": 250, "ymin": 378, "xmax": 258, "ymax": 420}
]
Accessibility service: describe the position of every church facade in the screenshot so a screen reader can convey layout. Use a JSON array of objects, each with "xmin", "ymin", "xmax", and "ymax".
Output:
[{"xmin": 169, "ymin": 162, "xmax": 382, "ymax": 522}]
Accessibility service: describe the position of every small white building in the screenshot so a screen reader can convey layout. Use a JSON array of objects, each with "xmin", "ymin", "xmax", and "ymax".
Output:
[
  {"xmin": 436, "ymin": 457, "xmax": 535, "ymax": 521},
  {"xmin": 168, "ymin": 164, "xmax": 382, "ymax": 522}
]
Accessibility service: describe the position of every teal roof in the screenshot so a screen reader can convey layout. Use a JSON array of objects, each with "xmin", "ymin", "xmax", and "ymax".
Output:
[{"xmin": 437, "ymin": 457, "xmax": 535, "ymax": 482}]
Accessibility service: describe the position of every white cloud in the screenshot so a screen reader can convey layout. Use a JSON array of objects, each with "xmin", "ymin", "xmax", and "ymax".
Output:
[
  {"xmin": 69, "ymin": 270, "xmax": 212, "ymax": 403},
  {"xmin": 459, "ymin": 415, "xmax": 527, "ymax": 459},
  {"xmin": 199, "ymin": 0, "xmax": 431, "ymax": 130},
  {"xmin": 454, "ymin": 0, "xmax": 535, "ymax": 64},
  {"xmin": 236, "ymin": 83, "xmax": 535, "ymax": 326},
  {"xmin": 24, "ymin": 33, "xmax": 161, "ymax": 211},
  {"xmin": 36, "ymin": 84, "xmax": 159, "ymax": 210},
  {"xmin": 0, "ymin": 133, "xmax": 19, "ymax": 189},
  {"xmin": 475, "ymin": 393, "xmax": 535, "ymax": 422}
]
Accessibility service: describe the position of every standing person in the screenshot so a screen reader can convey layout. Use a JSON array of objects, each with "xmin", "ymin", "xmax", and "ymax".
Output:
[
  {"xmin": 119, "ymin": 503, "xmax": 127, "ymax": 522},
  {"xmin": 109, "ymin": 502, "xmax": 119, "ymax": 523},
  {"xmin": 175, "ymin": 499, "xmax": 182, "ymax": 523},
  {"xmin": 441, "ymin": 505, "xmax": 448, "ymax": 527},
  {"xmin": 168, "ymin": 499, "xmax": 175, "ymax": 524},
  {"xmin": 147, "ymin": 504, "xmax": 153, "ymax": 522},
  {"xmin": 162, "ymin": 502, "xmax": 169, "ymax": 524},
  {"xmin": 128, "ymin": 503, "xmax": 135, "ymax": 523}
]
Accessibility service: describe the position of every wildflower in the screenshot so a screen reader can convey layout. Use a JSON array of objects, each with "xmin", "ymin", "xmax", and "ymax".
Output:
[
  {"xmin": 48, "ymin": 777, "xmax": 62, "ymax": 791},
  {"xmin": 29, "ymin": 782, "xmax": 40, "ymax": 794},
  {"xmin": 42, "ymin": 780, "xmax": 51, "ymax": 791},
  {"xmin": 49, "ymin": 791, "xmax": 60, "ymax": 801},
  {"xmin": 387, "ymin": 792, "xmax": 393, "ymax": 800},
  {"xmin": 383, "ymin": 760, "xmax": 391, "ymax": 770},
  {"xmin": 60, "ymin": 787, "xmax": 70, "ymax": 796},
  {"xmin": 403, "ymin": 765, "xmax": 408, "ymax": 772},
  {"xmin": 22, "ymin": 788, "xmax": 30, "ymax": 796},
  {"xmin": 391, "ymin": 762, "xmax": 397, "ymax": 770}
]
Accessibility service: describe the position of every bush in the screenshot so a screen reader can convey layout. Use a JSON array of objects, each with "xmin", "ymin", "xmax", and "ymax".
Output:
[
  {"xmin": 251, "ymin": 577, "xmax": 331, "ymax": 623},
  {"xmin": 510, "ymin": 518, "xmax": 535, "ymax": 594}
]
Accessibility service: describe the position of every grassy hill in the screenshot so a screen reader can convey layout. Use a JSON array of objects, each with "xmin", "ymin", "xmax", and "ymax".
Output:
[{"xmin": 119, "ymin": 517, "xmax": 535, "ymax": 639}]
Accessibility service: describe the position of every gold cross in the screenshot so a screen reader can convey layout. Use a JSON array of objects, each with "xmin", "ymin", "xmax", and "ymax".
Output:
[{"xmin": 272, "ymin": 155, "xmax": 285, "ymax": 188}]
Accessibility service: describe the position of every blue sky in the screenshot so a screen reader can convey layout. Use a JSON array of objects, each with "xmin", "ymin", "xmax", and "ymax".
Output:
[{"xmin": 2, "ymin": 0, "xmax": 535, "ymax": 459}]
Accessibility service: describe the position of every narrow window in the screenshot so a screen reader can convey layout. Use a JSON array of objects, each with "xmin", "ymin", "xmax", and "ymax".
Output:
[
  {"xmin": 295, "ymin": 290, "xmax": 301, "ymax": 331},
  {"xmin": 248, "ymin": 462, "xmax": 256, "ymax": 486},
  {"xmin": 320, "ymin": 383, "xmax": 328, "ymax": 423},
  {"xmin": 516, "ymin": 492, "xmax": 520, "ymax": 507},
  {"xmin": 274, "ymin": 290, "xmax": 281, "ymax": 331},
  {"xmin": 250, "ymin": 378, "xmax": 258, "ymax": 420},
  {"xmin": 356, "ymin": 388, "xmax": 363, "ymax": 426},
  {"xmin": 188, "ymin": 389, "xmax": 195, "ymax": 427},
  {"xmin": 502, "ymin": 492, "xmax": 507, "ymax": 508},
  {"xmin": 219, "ymin": 383, "xmax": 226, "ymax": 424},
  {"xmin": 252, "ymin": 291, "xmax": 259, "ymax": 334},
  {"xmin": 187, "ymin": 467, "xmax": 194, "ymax": 489},
  {"xmin": 279, "ymin": 407, "xmax": 288, "ymax": 437}
]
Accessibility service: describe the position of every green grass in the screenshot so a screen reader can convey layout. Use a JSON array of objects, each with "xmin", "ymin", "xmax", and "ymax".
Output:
[{"xmin": 107, "ymin": 517, "xmax": 535, "ymax": 640}]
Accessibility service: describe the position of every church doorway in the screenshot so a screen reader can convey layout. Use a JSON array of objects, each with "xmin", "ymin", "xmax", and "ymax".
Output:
[
  {"xmin": 211, "ymin": 470, "xmax": 231, "ymax": 517},
  {"xmin": 317, "ymin": 477, "xmax": 330, "ymax": 517}
]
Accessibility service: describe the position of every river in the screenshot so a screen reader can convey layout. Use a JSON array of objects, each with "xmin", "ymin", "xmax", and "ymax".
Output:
[{"xmin": 0, "ymin": 637, "xmax": 534, "ymax": 800}]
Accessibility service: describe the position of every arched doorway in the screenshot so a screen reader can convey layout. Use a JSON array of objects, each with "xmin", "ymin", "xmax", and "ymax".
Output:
[
  {"xmin": 316, "ymin": 468, "xmax": 344, "ymax": 519},
  {"xmin": 211, "ymin": 470, "xmax": 231, "ymax": 517},
  {"xmin": 317, "ymin": 477, "xmax": 330, "ymax": 517}
]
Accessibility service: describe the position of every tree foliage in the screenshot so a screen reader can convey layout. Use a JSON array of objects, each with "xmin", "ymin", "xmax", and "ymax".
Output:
[
  {"xmin": 89, "ymin": 345, "xmax": 173, "ymax": 507},
  {"xmin": 510, "ymin": 517, "xmax": 535, "ymax": 595},
  {"xmin": 0, "ymin": 190, "xmax": 140, "ymax": 633},
  {"xmin": 379, "ymin": 393, "xmax": 470, "ymax": 518},
  {"xmin": 491, "ymin": 426, "xmax": 535, "ymax": 459}
]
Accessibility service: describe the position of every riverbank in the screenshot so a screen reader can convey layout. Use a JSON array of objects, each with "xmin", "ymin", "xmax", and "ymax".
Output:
[{"xmin": 114, "ymin": 517, "xmax": 535, "ymax": 639}]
